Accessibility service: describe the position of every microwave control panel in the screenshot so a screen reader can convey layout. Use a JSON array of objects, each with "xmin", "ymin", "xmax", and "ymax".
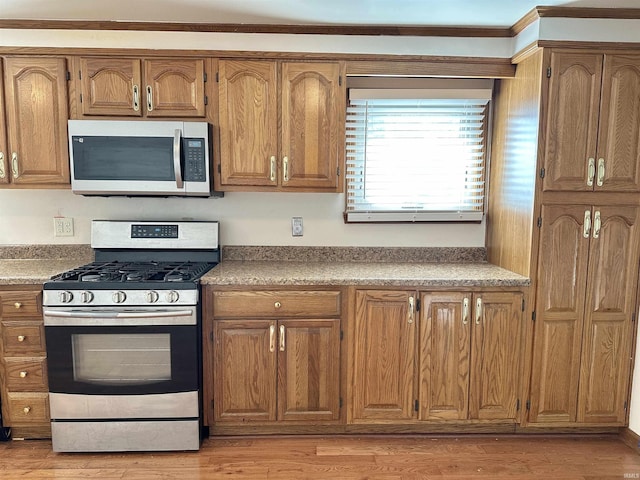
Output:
[{"xmin": 183, "ymin": 138, "xmax": 207, "ymax": 182}]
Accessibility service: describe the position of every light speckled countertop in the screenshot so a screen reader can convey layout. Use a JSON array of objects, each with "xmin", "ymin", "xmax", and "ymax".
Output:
[
  {"xmin": 201, "ymin": 261, "xmax": 529, "ymax": 287},
  {"xmin": 0, "ymin": 259, "xmax": 90, "ymax": 285}
]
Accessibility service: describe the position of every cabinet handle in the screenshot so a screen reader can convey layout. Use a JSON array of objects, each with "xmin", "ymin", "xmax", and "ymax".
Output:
[
  {"xmin": 11, "ymin": 152, "xmax": 19, "ymax": 178},
  {"xmin": 17, "ymin": 335, "xmax": 25, "ymax": 342},
  {"xmin": 146, "ymin": 85, "xmax": 154, "ymax": 111},
  {"xmin": 408, "ymin": 296, "xmax": 415, "ymax": 324},
  {"xmin": 596, "ymin": 158, "xmax": 605, "ymax": 187},
  {"xmin": 132, "ymin": 84, "xmax": 140, "ymax": 112},
  {"xmin": 593, "ymin": 210, "xmax": 601, "ymax": 239},
  {"xmin": 462, "ymin": 297, "xmax": 469, "ymax": 325},
  {"xmin": 0, "ymin": 152, "xmax": 5, "ymax": 179},
  {"xmin": 23, "ymin": 406, "xmax": 31, "ymax": 415},
  {"xmin": 283, "ymin": 156, "xmax": 289, "ymax": 182},
  {"xmin": 279, "ymin": 325, "xmax": 286, "ymax": 352},
  {"xmin": 269, "ymin": 325, "xmax": 276, "ymax": 353},
  {"xmin": 274, "ymin": 301, "xmax": 281, "ymax": 309},
  {"xmin": 19, "ymin": 371, "xmax": 28, "ymax": 378},
  {"xmin": 14, "ymin": 302, "xmax": 22, "ymax": 309},
  {"xmin": 475, "ymin": 297, "xmax": 482, "ymax": 325},
  {"xmin": 583, "ymin": 210, "xmax": 591, "ymax": 238},
  {"xmin": 270, "ymin": 156, "xmax": 277, "ymax": 183},
  {"xmin": 586, "ymin": 158, "xmax": 595, "ymax": 187}
]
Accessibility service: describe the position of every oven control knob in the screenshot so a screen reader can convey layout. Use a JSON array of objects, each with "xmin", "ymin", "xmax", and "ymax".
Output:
[
  {"xmin": 146, "ymin": 291, "xmax": 160, "ymax": 303},
  {"xmin": 166, "ymin": 290, "xmax": 180, "ymax": 303},
  {"xmin": 112, "ymin": 291, "xmax": 127, "ymax": 304},
  {"xmin": 58, "ymin": 291, "xmax": 74, "ymax": 303},
  {"xmin": 80, "ymin": 291, "xmax": 94, "ymax": 304}
]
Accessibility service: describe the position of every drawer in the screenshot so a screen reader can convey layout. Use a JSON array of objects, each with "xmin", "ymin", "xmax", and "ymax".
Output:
[
  {"xmin": 1, "ymin": 321, "xmax": 46, "ymax": 355},
  {"xmin": 1, "ymin": 291, "xmax": 42, "ymax": 318},
  {"xmin": 213, "ymin": 290, "xmax": 341, "ymax": 318},
  {"xmin": 7, "ymin": 392, "xmax": 50, "ymax": 425},
  {"xmin": 4, "ymin": 357, "xmax": 48, "ymax": 391}
]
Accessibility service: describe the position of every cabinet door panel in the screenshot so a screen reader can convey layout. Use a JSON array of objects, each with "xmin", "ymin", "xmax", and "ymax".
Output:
[
  {"xmin": 352, "ymin": 290, "xmax": 416, "ymax": 420},
  {"xmin": 278, "ymin": 319, "xmax": 340, "ymax": 421},
  {"xmin": 578, "ymin": 205, "xmax": 640, "ymax": 423},
  {"xmin": 218, "ymin": 60, "xmax": 278, "ymax": 187},
  {"xmin": 0, "ymin": 61, "xmax": 7, "ymax": 184},
  {"xmin": 469, "ymin": 292, "xmax": 523, "ymax": 420},
  {"xmin": 419, "ymin": 292, "xmax": 470, "ymax": 420},
  {"xmin": 529, "ymin": 205, "xmax": 590, "ymax": 423},
  {"xmin": 79, "ymin": 57, "xmax": 142, "ymax": 116},
  {"xmin": 281, "ymin": 62, "xmax": 343, "ymax": 191},
  {"xmin": 4, "ymin": 57, "xmax": 70, "ymax": 184},
  {"xmin": 213, "ymin": 320, "xmax": 276, "ymax": 422},
  {"xmin": 543, "ymin": 52, "xmax": 602, "ymax": 191},
  {"xmin": 144, "ymin": 59, "xmax": 206, "ymax": 117},
  {"xmin": 596, "ymin": 54, "xmax": 640, "ymax": 192}
]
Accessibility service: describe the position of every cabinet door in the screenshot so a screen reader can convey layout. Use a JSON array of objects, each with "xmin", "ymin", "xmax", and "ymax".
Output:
[
  {"xmin": 78, "ymin": 57, "xmax": 142, "ymax": 116},
  {"xmin": 144, "ymin": 59, "xmax": 206, "ymax": 117},
  {"xmin": 543, "ymin": 52, "xmax": 602, "ymax": 192},
  {"xmin": 213, "ymin": 320, "xmax": 277, "ymax": 423},
  {"xmin": 0, "ymin": 61, "xmax": 8, "ymax": 184},
  {"xmin": 578, "ymin": 205, "xmax": 640, "ymax": 423},
  {"xmin": 278, "ymin": 319, "xmax": 340, "ymax": 421},
  {"xmin": 281, "ymin": 62, "xmax": 343, "ymax": 191},
  {"xmin": 419, "ymin": 292, "xmax": 470, "ymax": 420},
  {"xmin": 218, "ymin": 60, "xmax": 278, "ymax": 187},
  {"xmin": 352, "ymin": 290, "xmax": 416, "ymax": 421},
  {"xmin": 529, "ymin": 205, "xmax": 591, "ymax": 423},
  {"xmin": 596, "ymin": 54, "xmax": 640, "ymax": 192},
  {"xmin": 469, "ymin": 292, "xmax": 523, "ymax": 420},
  {"xmin": 4, "ymin": 57, "xmax": 70, "ymax": 185}
]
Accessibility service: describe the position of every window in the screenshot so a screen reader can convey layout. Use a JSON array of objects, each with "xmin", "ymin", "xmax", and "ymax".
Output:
[{"xmin": 345, "ymin": 79, "xmax": 492, "ymax": 222}]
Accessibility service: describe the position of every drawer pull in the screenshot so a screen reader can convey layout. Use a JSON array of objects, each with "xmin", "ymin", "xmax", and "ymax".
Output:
[
  {"xmin": 23, "ymin": 406, "xmax": 31, "ymax": 415},
  {"xmin": 279, "ymin": 325, "xmax": 286, "ymax": 352},
  {"xmin": 17, "ymin": 335, "xmax": 26, "ymax": 342},
  {"xmin": 269, "ymin": 325, "xmax": 276, "ymax": 353},
  {"xmin": 19, "ymin": 371, "xmax": 28, "ymax": 378},
  {"xmin": 274, "ymin": 301, "xmax": 282, "ymax": 309},
  {"xmin": 14, "ymin": 302, "xmax": 22, "ymax": 309}
]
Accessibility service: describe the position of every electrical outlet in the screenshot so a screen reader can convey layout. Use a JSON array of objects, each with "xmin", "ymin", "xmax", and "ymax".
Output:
[
  {"xmin": 53, "ymin": 217, "xmax": 74, "ymax": 237},
  {"xmin": 291, "ymin": 217, "xmax": 303, "ymax": 236}
]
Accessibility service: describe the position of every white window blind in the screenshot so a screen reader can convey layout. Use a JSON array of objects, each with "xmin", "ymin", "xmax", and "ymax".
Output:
[{"xmin": 345, "ymin": 85, "xmax": 492, "ymax": 223}]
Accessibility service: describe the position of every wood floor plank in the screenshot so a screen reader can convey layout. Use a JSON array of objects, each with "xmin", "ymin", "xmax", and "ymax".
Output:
[{"xmin": 0, "ymin": 434, "xmax": 639, "ymax": 479}]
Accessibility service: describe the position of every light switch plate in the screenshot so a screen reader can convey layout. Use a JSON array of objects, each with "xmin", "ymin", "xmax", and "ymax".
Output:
[{"xmin": 291, "ymin": 217, "xmax": 303, "ymax": 236}]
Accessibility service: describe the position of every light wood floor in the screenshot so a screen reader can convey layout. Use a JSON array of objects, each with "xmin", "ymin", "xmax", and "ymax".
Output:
[{"xmin": 1, "ymin": 434, "xmax": 639, "ymax": 479}]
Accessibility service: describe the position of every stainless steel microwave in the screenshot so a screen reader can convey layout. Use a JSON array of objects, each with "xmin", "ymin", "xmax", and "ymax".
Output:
[{"xmin": 68, "ymin": 120, "xmax": 212, "ymax": 197}]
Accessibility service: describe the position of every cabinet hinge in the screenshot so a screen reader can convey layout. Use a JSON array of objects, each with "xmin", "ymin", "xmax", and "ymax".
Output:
[
  {"xmin": 532, "ymin": 310, "xmax": 536, "ymax": 322},
  {"xmin": 537, "ymin": 217, "xmax": 542, "ymax": 228},
  {"xmin": 204, "ymin": 96, "xmax": 208, "ymax": 106},
  {"xmin": 522, "ymin": 299, "xmax": 525, "ymax": 312},
  {"xmin": 340, "ymin": 330, "xmax": 344, "ymax": 341},
  {"xmin": 414, "ymin": 400, "xmax": 419, "ymax": 412},
  {"xmin": 78, "ymin": 70, "xmax": 82, "ymax": 80},
  {"xmin": 539, "ymin": 168, "xmax": 545, "ymax": 179},
  {"xmin": 547, "ymin": 67, "xmax": 552, "ymax": 78},
  {"xmin": 526, "ymin": 400, "xmax": 531, "ymax": 411},
  {"xmin": 633, "ymin": 313, "xmax": 636, "ymax": 323},
  {"xmin": 336, "ymin": 166, "xmax": 340, "ymax": 177},
  {"xmin": 211, "ymin": 399, "xmax": 214, "ymax": 410},
  {"xmin": 204, "ymin": 72, "xmax": 207, "ymax": 82},
  {"xmin": 79, "ymin": 93, "xmax": 83, "ymax": 103},
  {"xmin": 339, "ymin": 76, "xmax": 343, "ymax": 86},
  {"xmin": 339, "ymin": 397, "xmax": 343, "ymax": 408},
  {"xmin": 217, "ymin": 164, "xmax": 221, "ymax": 174},
  {"xmin": 516, "ymin": 399, "xmax": 521, "ymax": 411},
  {"xmin": 66, "ymin": 71, "xmax": 71, "ymax": 81},
  {"xmin": 625, "ymin": 401, "xmax": 628, "ymax": 411},
  {"xmin": 416, "ymin": 298, "xmax": 421, "ymax": 312},
  {"xmin": 216, "ymin": 72, "xmax": 219, "ymax": 82}
]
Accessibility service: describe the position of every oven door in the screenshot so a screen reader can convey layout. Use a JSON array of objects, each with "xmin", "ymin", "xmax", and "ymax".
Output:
[{"xmin": 44, "ymin": 307, "xmax": 200, "ymax": 397}]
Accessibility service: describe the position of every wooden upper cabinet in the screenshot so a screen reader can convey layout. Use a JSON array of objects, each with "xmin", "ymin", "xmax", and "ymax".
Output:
[
  {"xmin": 543, "ymin": 51, "xmax": 640, "ymax": 192},
  {"xmin": 2, "ymin": 56, "xmax": 70, "ymax": 186},
  {"xmin": 216, "ymin": 60, "xmax": 344, "ymax": 192},
  {"xmin": 352, "ymin": 290, "xmax": 416, "ymax": 421},
  {"xmin": 77, "ymin": 57, "xmax": 206, "ymax": 118}
]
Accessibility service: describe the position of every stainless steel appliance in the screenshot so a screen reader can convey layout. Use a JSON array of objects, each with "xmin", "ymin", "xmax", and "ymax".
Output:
[
  {"xmin": 43, "ymin": 220, "xmax": 219, "ymax": 452},
  {"xmin": 68, "ymin": 120, "xmax": 213, "ymax": 197}
]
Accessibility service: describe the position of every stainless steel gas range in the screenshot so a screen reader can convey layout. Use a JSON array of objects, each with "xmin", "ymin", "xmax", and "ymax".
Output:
[{"xmin": 42, "ymin": 220, "xmax": 220, "ymax": 452}]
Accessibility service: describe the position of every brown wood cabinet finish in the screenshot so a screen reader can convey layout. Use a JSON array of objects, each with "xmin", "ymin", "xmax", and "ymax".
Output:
[
  {"xmin": 2, "ymin": 56, "xmax": 70, "ymax": 186},
  {"xmin": 76, "ymin": 57, "xmax": 206, "ymax": 117},
  {"xmin": 529, "ymin": 204, "xmax": 640, "ymax": 425},
  {"xmin": 543, "ymin": 51, "xmax": 640, "ymax": 192},
  {"xmin": 216, "ymin": 60, "xmax": 344, "ymax": 192}
]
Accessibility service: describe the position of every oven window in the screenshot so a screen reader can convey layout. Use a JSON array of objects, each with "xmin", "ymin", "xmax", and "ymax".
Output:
[{"xmin": 72, "ymin": 333, "xmax": 171, "ymax": 386}]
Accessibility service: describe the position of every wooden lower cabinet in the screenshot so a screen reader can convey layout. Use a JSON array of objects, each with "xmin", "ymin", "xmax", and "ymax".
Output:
[
  {"xmin": 207, "ymin": 288, "xmax": 342, "ymax": 427},
  {"xmin": 352, "ymin": 289, "xmax": 524, "ymax": 424}
]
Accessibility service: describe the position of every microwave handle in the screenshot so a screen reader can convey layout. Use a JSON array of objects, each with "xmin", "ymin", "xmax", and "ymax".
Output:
[{"xmin": 173, "ymin": 129, "xmax": 184, "ymax": 189}]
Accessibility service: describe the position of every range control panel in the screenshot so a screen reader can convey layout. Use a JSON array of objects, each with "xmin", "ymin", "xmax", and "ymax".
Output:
[{"xmin": 131, "ymin": 224, "xmax": 179, "ymax": 238}]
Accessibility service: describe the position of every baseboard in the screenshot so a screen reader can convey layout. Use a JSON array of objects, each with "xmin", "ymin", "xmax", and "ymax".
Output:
[{"xmin": 620, "ymin": 427, "xmax": 640, "ymax": 454}]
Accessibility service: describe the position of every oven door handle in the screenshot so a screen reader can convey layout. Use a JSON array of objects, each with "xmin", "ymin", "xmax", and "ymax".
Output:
[
  {"xmin": 43, "ymin": 309, "xmax": 196, "ymax": 326},
  {"xmin": 174, "ymin": 128, "xmax": 184, "ymax": 190}
]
